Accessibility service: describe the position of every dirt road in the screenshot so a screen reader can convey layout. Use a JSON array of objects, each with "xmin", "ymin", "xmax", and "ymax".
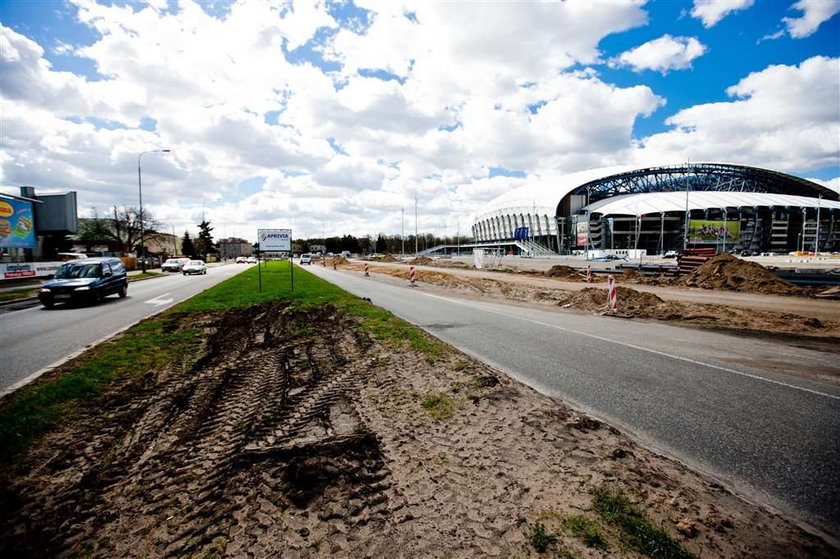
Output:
[{"xmin": 366, "ymin": 260, "xmax": 840, "ymax": 321}]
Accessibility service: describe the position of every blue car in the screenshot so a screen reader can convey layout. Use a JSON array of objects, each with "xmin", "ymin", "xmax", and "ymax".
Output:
[{"xmin": 39, "ymin": 257, "xmax": 128, "ymax": 308}]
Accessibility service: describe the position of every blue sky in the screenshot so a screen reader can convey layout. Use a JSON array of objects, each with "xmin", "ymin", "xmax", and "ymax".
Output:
[{"xmin": 1, "ymin": 0, "xmax": 838, "ymax": 240}]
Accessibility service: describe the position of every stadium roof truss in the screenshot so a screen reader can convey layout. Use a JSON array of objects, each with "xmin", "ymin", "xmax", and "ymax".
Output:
[{"xmin": 572, "ymin": 163, "xmax": 838, "ymax": 205}]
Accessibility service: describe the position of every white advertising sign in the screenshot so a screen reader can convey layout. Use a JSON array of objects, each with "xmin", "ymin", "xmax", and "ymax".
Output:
[
  {"xmin": 0, "ymin": 261, "xmax": 64, "ymax": 280},
  {"xmin": 258, "ymin": 228, "xmax": 291, "ymax": 252}
]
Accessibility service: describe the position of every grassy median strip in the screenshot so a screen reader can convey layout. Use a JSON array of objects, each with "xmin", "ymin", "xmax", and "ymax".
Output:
[
  {"xmin": 0, "ymin": 287, "xmax": 40, "ymax": 303},
  {"xmin": 0, "ymin": 261, "xmax": 445, "ymax": 462}
]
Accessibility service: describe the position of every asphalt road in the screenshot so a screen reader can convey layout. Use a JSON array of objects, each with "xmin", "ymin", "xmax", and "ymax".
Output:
[
  {"xmin": 305, "ymin": 265, "xmax": 840, "ymax": 538},
  {"xmin": 0, "ymin": 263, "xmax": 247, "ymax": 395}
]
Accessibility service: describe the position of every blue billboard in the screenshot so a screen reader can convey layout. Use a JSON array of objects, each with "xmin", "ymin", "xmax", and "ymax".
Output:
[{"xmin": 0, "ymin": 197, "xmax": 36, "ymax": 249}]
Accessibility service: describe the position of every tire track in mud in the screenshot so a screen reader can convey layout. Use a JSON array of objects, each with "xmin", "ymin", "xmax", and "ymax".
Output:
[{"xmin": 1, "ymin": 302, "xmax": 394, "ymax": 558}]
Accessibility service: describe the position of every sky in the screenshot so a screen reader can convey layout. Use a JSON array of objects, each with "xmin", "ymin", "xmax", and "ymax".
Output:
[{"xmin": 1, "ymin": 0, "xmax": 839, "ymax": 242}]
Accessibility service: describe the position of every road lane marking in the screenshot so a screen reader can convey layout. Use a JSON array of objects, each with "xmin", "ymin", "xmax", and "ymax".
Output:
[
  {"xmin": 407, "ymin": 289, "xmax": 840, "ymax": 402},
  {"xmin": 145, "ymin": 293, "xmax": 174, "ymax": 306}
]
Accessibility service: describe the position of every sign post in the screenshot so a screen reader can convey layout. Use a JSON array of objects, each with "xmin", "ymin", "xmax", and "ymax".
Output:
[{"xmin": 258, "ymin": 228, "xmax": 293, "ymax": 292}]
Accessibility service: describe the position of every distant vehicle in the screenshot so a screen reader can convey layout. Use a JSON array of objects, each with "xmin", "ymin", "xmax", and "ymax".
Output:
[
  {"xmin": 663, "ymin": 251, "xmax": 679, "ymax": 259},
  {"xmin": 39, "ymin": 257, "xmax": 127, "ymax": 308},
  {"xmin": 235, "ymin": 256, "xmax": 247, "ymax": 264},
  {"xmin": 57, "ymin": 252, "xmax": 88, "ymax": 261},
  {"xmin": 340, "ymin": 251, "xmax": 351, "ymax": 258},
  {"xmin": 246, "ymin": 256, "xmax": 258, "ymax": 264},
  {"xmin": 162, "ymin": 257, "xmax": 190, "ymax": 272},
  {"xmin": 300, "ymin": 253, "xmax": 312, "ymax": 265},
  {"xmin": 182, "ymin": 260, "xmax": 207, "ymax": 275}
]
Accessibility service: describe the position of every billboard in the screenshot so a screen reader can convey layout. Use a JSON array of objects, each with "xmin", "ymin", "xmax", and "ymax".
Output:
[
  {"xmin": 258, "ymin": 228, "xmax": 292, "ymax": 252},
  {"xmin": 688, "ymin": 220, "xmax": 740, "ymax": 244},
  {"xmin": 0, "ymin": 198, "xmax": 36, "ymax": 249},
  {"xmin": 575, "ymin": 221, "xmax": 588, "ymax": 247}
]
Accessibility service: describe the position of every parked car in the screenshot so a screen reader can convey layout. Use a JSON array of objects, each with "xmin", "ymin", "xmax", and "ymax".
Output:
[
  {"xmin": 162, "ymin": 257, "xmax": 190, "ymax": 272},
  {"xmin": 300, "ymin": 253, "xmax": 312, "ymax": 265},
  {"xmin": 39, "ymin": 257, "xmax": 127, "ymax": 308},
  {"xmin": 246, "ymin": 256, "xmax": 258, "ymax": 264},
  {"xmin": 182, "ymin": 260, "xmax": 207, "ymax": 275},
  {"xmin": 235, "ymin": 256, "xmax": 247, "ymax": 263}
]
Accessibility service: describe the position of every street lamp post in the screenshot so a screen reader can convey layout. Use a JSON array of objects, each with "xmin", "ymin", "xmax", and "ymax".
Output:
[{"xmin": 137, "ymin": 149, "xmax": 171, "ymax": 272}]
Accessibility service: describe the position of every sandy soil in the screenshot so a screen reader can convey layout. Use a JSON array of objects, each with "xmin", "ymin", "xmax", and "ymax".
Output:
[
  {"xmin": 338, "ymin": 261, "xmax": 840, "ymax": 339},
  {"xmin": 1, "ymin": 301, "xmax": 834, "ymax": 558}
]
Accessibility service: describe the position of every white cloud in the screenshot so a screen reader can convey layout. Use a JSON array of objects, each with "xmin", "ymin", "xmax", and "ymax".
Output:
[
  {"xmin": 691, "ymin": 0, "xmax": 755, "ymax": 27},
  {"xmin": 782, "ymin": 0, "xmax": 840, "ymax": 38},
  {"xmin": 808, "ymin": 177, "xmax": 840, "ymax": 195},
  {"xmin": 1, "ymin": 1, "xmax": 836, "ymax": 242},
  {"xmin": 611, "ymin": 35, "xmax": 707, "ymax": 74},
  {"xmin": 636, "ymin": 56, "xmax": 840, "ymax": 171}
]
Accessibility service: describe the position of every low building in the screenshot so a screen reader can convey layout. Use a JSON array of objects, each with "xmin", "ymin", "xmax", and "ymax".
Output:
[{"xmin": 217, "ymin": 237, "xmax": 253, "ymax": 260}]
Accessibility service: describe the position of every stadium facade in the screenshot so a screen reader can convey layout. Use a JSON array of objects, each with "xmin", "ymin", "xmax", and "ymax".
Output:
[{"xmin": 471, "ymin": 163, "xmax": 840, "ymax": 255}]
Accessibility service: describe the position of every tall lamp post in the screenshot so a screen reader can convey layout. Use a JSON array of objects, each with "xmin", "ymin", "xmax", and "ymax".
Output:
[{"xmin": 138, "ymin": 149, "xmax": 172, "ymax": 272}]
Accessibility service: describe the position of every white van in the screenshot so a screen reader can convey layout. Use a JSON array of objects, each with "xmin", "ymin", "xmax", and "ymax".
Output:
[{"xmin": 300, "ymin": 253, "xmax": 312, "ymax": 265}]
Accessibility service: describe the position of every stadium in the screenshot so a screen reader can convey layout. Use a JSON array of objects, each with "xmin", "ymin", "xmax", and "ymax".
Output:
[{"xmin": 471, "ymin": 163, "xmax": 840, "ymax": 256}]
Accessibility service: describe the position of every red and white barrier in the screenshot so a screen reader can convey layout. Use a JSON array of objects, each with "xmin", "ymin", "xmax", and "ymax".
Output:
[
  {"xmin": 409, "ymin": 266, "xmax": 417, "ymax": 287},
  {"xmin": 607, "ymin": 275, "xmax": 617, "ymax": 313},
  {"xmin": 586, "ymin": 264, "xmax": 592, "ymax": 283},
  {"xmin": 364, "ymin": 263, "xmax": 370, "ymax": 277}
]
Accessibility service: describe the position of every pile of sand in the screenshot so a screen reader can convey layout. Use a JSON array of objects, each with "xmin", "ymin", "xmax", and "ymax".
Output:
[
  {"xmin": 682, "ymin": 254, "xmax": 799, "ymax": 295},
  {"xmin": 325, "ymin": 257, "xmax": 350, "ymax": 267},
  {"xmin": 407, "ymin": 256, "xmax": 434, "ymax": 266},
  {"xmin": 380, "ymin": 254, "xmax": 399, "ymax": 263},
  {"xmin": 544, "ymin": 265, "xmax": 585, "ymax": 280},
  {"xmin": 619, "ymin": 269, "xmax": 645, "ymax": 282},
  {"xmin": 557, "ymin": 286, "xmax": 665, "ymax": 317}
]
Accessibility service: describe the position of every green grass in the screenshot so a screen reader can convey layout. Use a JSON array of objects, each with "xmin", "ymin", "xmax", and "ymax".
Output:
[
  {"xmin": 421, "ymin": 392, "xmax": 456, "ymax": 420},
  {"xmin": 592, "ymin": 487, "xmax": 693, "ymax": 559},
  {"xmin": 0, "ymin": 287, "xmax": 39, "ymax": 303},
  {"xmin": 0, "ymin": 261, "xmax": 447, "ymax": 462},
  {"xmin": 0, "ymin": 318, "xmax": 199, "ymax": 461},
  {"xmin": 128, "ymin": 271, "xmax": 163, "ymax": 282},
  {"xmin": 562, "ymin": 514, "xmax": 608, "ymax": 550},
  {"xmin": 526, "ymin": 522, "xmax": 557, "ymax": 553}
]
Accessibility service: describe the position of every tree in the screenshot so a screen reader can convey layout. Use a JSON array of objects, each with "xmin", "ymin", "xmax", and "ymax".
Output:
[
  {"xmin": 195, "ymin": 220, "xmax": 215, "ymax": 259},
  {"xmin": 182, "ymin": 231, "xmax": 196, "ymax": 258},
  {"xmin": 375, "ymin": 234, "xmax": 387, "ymax": 253}
]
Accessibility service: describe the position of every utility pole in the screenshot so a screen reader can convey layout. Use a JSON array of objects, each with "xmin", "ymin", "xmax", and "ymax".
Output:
[
  {"xmin": 682, "ymin": 178, "xmax": 690, "ymax": 252},
  {"xmin": 815, "ymin": 194, "xmax": 822, "ymax": 253},
  {"xmin": 401, "ymin": 207, "xmax": 405, "ymax": 255},
  {"xmin": 414, "ymin": 195, "xmax": 418, "ymax": 255}
]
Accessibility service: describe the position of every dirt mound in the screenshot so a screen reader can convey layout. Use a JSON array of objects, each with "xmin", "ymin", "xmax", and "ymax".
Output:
[
  {"xmin": 620, "ymin": 269, "xmax": 645, "ymax": 282},
  {"xmin": 380, "ymin": 254, "xmax": 399, "ymax": 262},
  {"xmin": 1, "ymin": 302, "xmax": 389, "ymax": 557},
  {"xmin": 683, "ymin": 254, "xmax": 798, "ymax": 295},
  {"xmin": 407, "ymin": 256, "xmax": 433, "ymax": 265},
  {"xmin": 545, "ymin": 265, "xmax": 584, "ymax": 279},
  {"xmin": 433, "ymin": 259, "xmax": 469, "ymax": 268},
  {"xmin": 326, "ymin": 256, "xmax": 350, "ymax": 267},
  {"xmin": 557, "ymin": 286, "xmax": 665, "ymax": 316}
]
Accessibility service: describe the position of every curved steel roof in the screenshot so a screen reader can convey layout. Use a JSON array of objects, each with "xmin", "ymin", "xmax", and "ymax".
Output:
[{"xmin": 474, "ymin": 163, "xmax": 837, "ymax": 220}]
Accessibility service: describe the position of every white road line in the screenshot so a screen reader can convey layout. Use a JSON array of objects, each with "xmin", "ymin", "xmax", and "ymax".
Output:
[
  {"xmin": 407, "ymin": 288, "xmax": 840, "ymax": 402},
  {"xmin": 145, "ymin": 293, "xmax": 174, "ymax": 306}
]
